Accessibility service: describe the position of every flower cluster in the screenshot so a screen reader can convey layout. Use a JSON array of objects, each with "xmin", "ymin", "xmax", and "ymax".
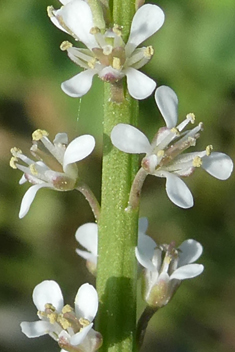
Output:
[
  {"xmin": 111, "ymin": 85, "xmax": 233, "ymax": 208},
  {"xmin": 13, "ymin": 0, "xmax": 234, "ymax": 350},
  {"xmin": 10, "ymin": 129, "xmax": 95, "ymax": 218},
  {"xmin": 48, "ymin": 0, "xmax": 165, "ymax": 99},
  {"xmin": 21, "ymin": 280, "xmax": 102, "ymax": 352}
]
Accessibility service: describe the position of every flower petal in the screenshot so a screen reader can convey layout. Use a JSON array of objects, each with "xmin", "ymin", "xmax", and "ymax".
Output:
[
  {"xmin": 56, "ymin": 0, "xmax": 97, "ymax": 49},
  {"xmin": 70, "ymin": 324, "xmax": 93, "ymax": 346},
  {"xmin": 76, "ymin": 249, "xmax": 97, "ymax": 263},
  {"xmin": 61, "ymin": 69, "xmax": 96, "ymax": 98},
  {"xmin": 202, "ymin": 152, "xmax": 233, "ymax": 180},
  {"xmin": 163, "ymin": 172, "xmax": 194, "ymax": 208},
  {"xmin": 135, "ymin": 235, "xmax": 158, "ymax": 271},
  {"xmin": 75, "ymin": 223, "xmax": 98, "ymax": 256},
  {"xmin": 170, "ymin": 263, "xmax": 204, "ymax": 280},
  {"xmin": 155, "ymin": 86, "xmax": 178, "ymax": 128},
  {"xmin": 33, "ymin": 280, "xmax": 64, "ymax": 312},
  {"xmin": 20, "ymin": 321, "xmax": 54, "ymax": 338},
  {"xmin": 75, "ymin": 284, "xmax": 98, "ymax": 322},
  {"xmin": 126, "ymin": 4, "xmax": 165, "ymax": 55},
  {"xmin": 178, "ymin": 239, "xmax": 203, "ymax": 267},
  {"xmin": 19, "ymin": 183, "xmax": 52, "ymax": 219},
  {"xmin": 111, "ymin": 124, "xmax": 151, "ymax": 154},
  {"xmin": 63, "ymin": 135, "xmax": 95, "ymax": 171},
  {"xmin": 138, "ymin": 217, "xmax": 148, "ymax": 234},
  {"xmin": 125, "ymin": 68, "xmax": 156, "ymax": 100}
]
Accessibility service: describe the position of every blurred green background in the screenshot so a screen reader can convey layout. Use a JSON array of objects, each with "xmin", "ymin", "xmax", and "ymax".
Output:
[{"xmin": 0, "ymin": 0, "xmax": 235, "ymax": 351}]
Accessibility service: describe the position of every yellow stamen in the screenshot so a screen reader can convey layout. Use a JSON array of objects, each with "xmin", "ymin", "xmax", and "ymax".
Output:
[
  {"xmin": 10, "ymin": 156, "xmax": 18, "ymax": 169},
  {"xmin": 48, "ymin": 312, "xmax": 57, "ymax": 324},
  {"xmin": 47, "ymin": 5, "xmax": 54, "ymax": 18},
  {"xmin": 144, "ymin": 46, "xmax": 154, "ymax": 58},
  {"xmin": 186, "ymin": 113, "xmax": 196, "ymax": 124},
  {"xmin": 170, "ymin": 127, "xmax": 180, "ymax": 136},
  {"xmin": 11, "ymin": 147, "xmax": 22, "ymax": 156},
  {"xmin": 112, "ymin": 57, "xmax": 121, "ymax": 70},
  {"xmin": 45, "ymin": 303, "xmax": 56, "ymax": 311},
  {"xmin": 113, "ymin": 24, "xmax": 122, "ymax": 36},
  {"xmin": 60, "ymin": 41, "xmax": 73, "ymax": 51},
  {"xmin": 57, "ymin": 315, "xmax": 72, "ymax": 329},
  {"xmin": 88, "ymin": 58, "xmax": 96, "ymax": 69},
  {"xmin": 90, "ymin": 27, "xmax": 100, "ymax": 35},
  {"xmin": 206, "ymin": 145, "xmax": 213, "ymax": 156},
  {"xmin": 62, "ymin": 304, "xmax": 73, "ymax": 314},
  {"xmin": 157, "ymin": 150, "xmax": 165, "ymax": 158},
  {"xmin": 32, "ymin": 129, "xmax": 49, "ymax": 141},
  {"xmin": 79, "ymin": 317, "xmax": 90, "ymax": 327},
  {"xmin": 29, "ymin": 164, "xmax": 38, "ymax": 175},
  {"xmin": 192, "ymin": 156, "xmax": 202, "ymax": 167}
]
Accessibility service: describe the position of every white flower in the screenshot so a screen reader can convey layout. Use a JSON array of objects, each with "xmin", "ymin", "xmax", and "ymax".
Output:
[
  {"xmin": 136, "ymin": 220, "xmax": 204, "ymax": 307},
  {"xmin": 48, "ymin": 1, "xmax": 165, "ymax": 99},
  {"xmin": 111, "ymin": 85, "xmax": 233, "ymax": 209},
  {"xmin": 10, "ymin": 129, "xmax": 95, "ymax": 218},
  {"xmin": 75, "ymin": 222, "xmax": 98, "ymax": 275},
  {"xmin": 20, "ymin": 280, "xmax": 102, "ymax": 352}
]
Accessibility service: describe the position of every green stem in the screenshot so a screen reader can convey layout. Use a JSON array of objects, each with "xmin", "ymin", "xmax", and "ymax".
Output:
[
  {"xmin": 136, "ymin": 306, "xmax": 158, "ymax": 350},
  {"xmin": 96, "ymin": 80, "xmax": 139, "ymax": 352}
]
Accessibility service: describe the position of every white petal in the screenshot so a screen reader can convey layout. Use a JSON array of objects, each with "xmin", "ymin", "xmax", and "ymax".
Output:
[
  {"xmin": 170, "ymin": 263, "xmax": 204, "ymax": 280},
  {"xmin": 135, "ymin": 246, "xmax": 155, "ymax": 271},
  {"xmin": 155, "ymin": 86, "xmax": 178, "ymax": 128},
  {"xmin": 178, "ymin": 239, "xmax": 203, "ymax": 267},
  {"xmin": 54, "ymin": 133, "xmax": 68, "ymax": 145},
  {"xmin": 164, "ymin": 172, "xmax": 194, "ymax": 208},
  {"xmin": 125, "ymin": 68, "xmax": 156, "ymax": 100},
  {"xmin": 50, "ymin": 14, "xmax": 70, "ymax": 34},
  {"xmin": 111, "ymin": 123, "xmax": 151, "ymax": 154},
  {"xmin": 75, "ymin": 223, "xmax": 98, "ymax": 256},
  {"xmin": 61, "ymin": 70, "xmax": 96, "ymax": 98},
  {"xmin": 33, "ymin": 280, "xmax": 64, "ymax": 312},
  {"xmin": 19, "ymin": 174, "xmax": 27, "ymax": 184},
  {"xmin": 76, "ymin": 249, "xmax": 97, "ymax": 263},
  {"xmin": 63, "ymin": 135, "xmax": 95, "ymax": 171},
  {"xmin": 57, "ymin": 0, "xmax": 97, "ymax": 49},
  {"xmin": 19, "ymin": 183, "xmax": 52, "ymax": 219},
  {"xmin": 138, "ymin": 217, "xmax": 148, "ymax": 234},
  {"xmin": 126, "ymin": 4, "xmax": 165, "ymax": 55},
  {"xmin": 70, "ymin": 324, "xmax": 93, "ymax": 346},
  {"xmin": 20, "ymin": 321, "xmax": 54, "ymax": 338},
  {"xmin": 75, "ymin": 284, "xmax": 98, "ymax": 322},
  {"xmin": 202, "ymin": 152, "xmax": 233, "ymax": 180}
]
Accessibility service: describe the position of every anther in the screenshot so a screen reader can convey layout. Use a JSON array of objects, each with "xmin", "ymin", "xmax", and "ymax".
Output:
[
  {"xmin": 206, "ymin": 145, "xmax": 213, "ymax": 156},
  {"xmin": 32, "ymin": 129, "xmax": 49, "ymax": 141},
  {"xmin": 60, "ymin": 41, "xmax": 73, "ymax": 51},
  {"xmin": 10, "ymin": 156, "xmax": 18, "ymax": 169},
  {"xmin": 113, "ymin": 24, "xmax": 122, "ymax": 36},
  {"xmin": 112, "ymin": 57, "xmax": 121, "ymax": 70},
  {"xmin": 186, "ymin": 113, "xmax": 195, "ymax": 124},
  {"xmin": 29, "ymin": 164, "xmax": 38, "ymax": 175},
  {"xmin": 170, "ymin": 127, "xmax": 180, "ymax": 136},
  {"xmin": 11, "ymin": 147, "xmax": 22, "ymax": 156},
  {"xmin": 90, "ymin": 27, "xmax": 101, "ymax": 35},
  {"xmin": 62, "ymin": 305, "xmax": 73, "ymax": 314},
  {"xmin": 47, "ymin": 6, "xmax": 54, "ymax": 18},
  {"xmin": 144, "ymin": 46, "xmax": 154, "ymax": 58},
  {"xmin": 192, "ymin": 156, "xmax": 202, "ymax": 167},
  {"xmin": 79, "ymin": 317, "xmax": 90, "ymax": 327}
]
